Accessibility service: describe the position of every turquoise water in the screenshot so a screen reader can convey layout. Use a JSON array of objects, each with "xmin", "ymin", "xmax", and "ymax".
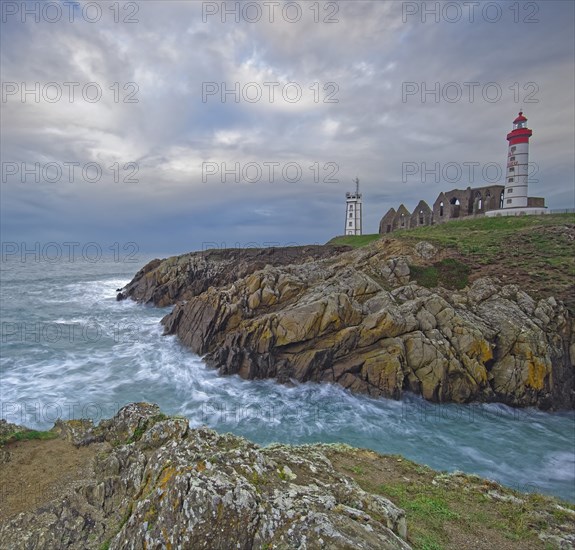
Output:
[{"xmin": 1, "ymin": 256, "xmax": 574, "ymax": 503}]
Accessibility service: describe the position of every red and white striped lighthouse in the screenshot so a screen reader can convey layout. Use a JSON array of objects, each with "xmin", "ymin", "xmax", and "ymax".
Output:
[{"xmin": 504, "ymin": 111, "xmax": 532, "ymax": 209}]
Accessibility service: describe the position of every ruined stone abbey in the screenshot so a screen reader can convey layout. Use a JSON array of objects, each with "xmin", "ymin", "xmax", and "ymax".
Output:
[{"xmin": 378, "ymin": 184, "xmax": 546, "ymax": 234}]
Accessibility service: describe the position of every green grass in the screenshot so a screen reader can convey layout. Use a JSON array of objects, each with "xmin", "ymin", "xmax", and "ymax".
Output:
[
  {"xmin": 378, "ymin": 482, "xmax": 458, "ymax": 549},
  {"xmin": 0, "ymin": 429, "xmax": 58, "ymax": 446},
  {"xmin": 410, "ymin": 258, "xmax": 471, "ymax": 290},
  {"xmin": 379, "ymin": 480, "xmax": 507, "ymax": 549},
  {"xmin": 393, "ymin": 213, "xmax": 574, "ymax": 259},
  {"xmin": 330, "ymin": 450, "xmax": 575, "ymax": 550},
  {"xmin": 127, "ymin": 425, "xmax": 146, "ymax": 444},
  {"xmin": 126, "ymin": 413, "xmax": 168, "ymax": 444},
  {"xmin": 417, "ymin": 534, "xmax": 445, "ymax": 550},
  {"xmin": 328, "ymin": 214, "xmax": 574, "ymax": 254},
  {"xmin": 378, "ymin": 484, "xmax": 458, "ymax": 522},
  {"xmin": 406, "ymin": 495, "xmax": 460, "ymax": 521},
  {"xmin": 326, "ymin": 233, "xmax": 381, "ymax": 248}
]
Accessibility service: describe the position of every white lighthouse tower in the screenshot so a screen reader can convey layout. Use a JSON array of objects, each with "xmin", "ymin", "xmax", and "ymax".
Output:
[
  {"xmin": 486, "ymin": 110, "xmax": 546, "ymax": 217},
  {"xmin": 345, "ymin": 177, "xmax": 362, "ymax": 235},
  {"xmin": 504, "ymin": 111, "xmax": 532, "ymax": 208}
]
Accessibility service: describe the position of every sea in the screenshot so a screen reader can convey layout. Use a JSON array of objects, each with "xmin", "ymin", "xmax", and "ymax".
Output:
[{"xmin": 1, "ymin": 253, "xmax": 574, "ymax": 503}]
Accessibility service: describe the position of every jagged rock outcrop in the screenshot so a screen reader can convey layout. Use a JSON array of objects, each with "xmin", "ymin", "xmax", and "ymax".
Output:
[
  {"xmin": 146, "ymin": 240, "xmax": 574, "ymax": 410},
  {"xmin": 122, "ymin": 245, "xmax": 351, "ymax": 307},
  {"xmin": 3, "ymin": 405, "xmax": 574, "ymax": 548},
  {"xmin": 0, "ymin": 404, "xmax": 411, "ymax": 549},
  {"xmin": 0, "ymin": 420, "xmax": 27, "ymax": 464}
]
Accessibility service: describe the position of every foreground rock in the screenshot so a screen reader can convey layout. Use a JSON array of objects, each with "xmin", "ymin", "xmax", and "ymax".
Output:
[
  {"xmin": 146, "ymin": 240, "xmax": 574, "ymax": 410},
  {"xmin": 1, "ymin": 404, "xmax": 573, "ymax": 549},
  {"xmin": 0, "ymin": 403, "xmax": 409, "ymax": 549}
]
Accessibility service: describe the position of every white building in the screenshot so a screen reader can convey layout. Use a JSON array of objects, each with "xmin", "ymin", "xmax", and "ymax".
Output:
[
  {"xmin": 345, "ymin": 178, "xmax": 362, "ymax": 235},
  {"xmin": 504, "ymin": 111, "xmax": 531, "ymax": 208},
  {"xmin": 487, "ymin": 111, "xmax": 546, "ymax": 217}
]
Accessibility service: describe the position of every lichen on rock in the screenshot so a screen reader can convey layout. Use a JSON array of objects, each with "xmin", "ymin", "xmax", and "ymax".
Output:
[
  {"xmin": 0, "ymin": 404, "xmax": 412, "ymax": 549},
  {"xmin": 147, "ymin": 240, "xmax": 574, "ymax": 410}
]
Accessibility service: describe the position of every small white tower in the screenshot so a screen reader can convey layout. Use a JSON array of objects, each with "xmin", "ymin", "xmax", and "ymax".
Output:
[
  {"xmin": 504, "ymin": 111, "xmax": 532, "ymax": 209},
  {"xmin": 345, "ymin": 177, "xmax": 362, "ymax": 235}
]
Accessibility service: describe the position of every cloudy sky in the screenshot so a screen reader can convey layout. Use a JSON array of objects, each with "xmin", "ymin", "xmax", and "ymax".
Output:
[{"xmin": 1, "ymin": 0, "xmax": 574, "ymax": 255}]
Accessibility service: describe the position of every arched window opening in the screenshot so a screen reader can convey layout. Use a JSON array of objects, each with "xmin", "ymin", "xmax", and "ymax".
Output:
[{"xmin": 450, "ymin": 197, "xmax": 461, "ymax": 218}]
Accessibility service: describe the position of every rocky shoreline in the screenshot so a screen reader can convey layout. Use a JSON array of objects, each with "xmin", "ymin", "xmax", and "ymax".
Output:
[
  {"xmin": 1, "ymin": 404, "xmax": 574, "ymax": 549},
  {"xmin": 121, "ymin": 240, "xmax": 574, "ymax": 410}
]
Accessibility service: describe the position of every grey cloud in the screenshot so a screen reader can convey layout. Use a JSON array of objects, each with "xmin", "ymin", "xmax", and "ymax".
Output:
[{"xmin": 1, "ymin": 0, "xmax": 573, "ymax": 253}]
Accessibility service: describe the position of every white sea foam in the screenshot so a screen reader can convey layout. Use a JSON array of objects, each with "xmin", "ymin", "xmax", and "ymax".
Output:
[{"xmin": 1, "ymin": 264, "xmax": 574, "ymax": 502}]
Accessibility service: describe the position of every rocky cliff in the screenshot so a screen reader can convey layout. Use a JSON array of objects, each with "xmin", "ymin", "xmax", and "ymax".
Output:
[
  {"xmin": 0, "ymin": 403, "xmax": 409, "ymax": 549},
  {"xmin": 123, "ymin": 241, "xmax": 574, "ymax": 410},
  {"xmin": 119, "ymin": 245, "xmax": 351, "ymax": 307},
  {"xmin": 1, "ymin": 404, "xmax": 573, "ymax": 549}
]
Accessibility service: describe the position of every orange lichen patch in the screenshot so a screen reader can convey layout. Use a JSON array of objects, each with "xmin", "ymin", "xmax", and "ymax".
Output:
[
  {"xmin": 159, "ymin": 466, "xmax": 177, "ymax": 490},
  {"xmin": 469, "ymin": 339, "xmax": 493, "ymax": 363},
  {"xmin": 158, "ymin": 465, "xmax": 198, "ymax": 503},
  {"xmin": 171, "ymin": 494, "xmax": 181, "ymax": 512},
  {"xmin": 462, "ymin": 357, "xmax": 488, "ymax": 385},
  {"xmin": 526, "ymin": 359, "xmax": 547, "ymax": 390},
  {"xmin": 196, "ymin": 461, "xmax": 206, "ymax": 472},
  {"xmin": 162, "ymin": 528, "xmax": 172, "ymax": 550}
]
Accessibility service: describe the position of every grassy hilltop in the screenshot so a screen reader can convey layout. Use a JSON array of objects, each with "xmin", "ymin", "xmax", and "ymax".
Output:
[{"xmin": 328, "ymin": 214, "xmax": 575, "ymax": 313}]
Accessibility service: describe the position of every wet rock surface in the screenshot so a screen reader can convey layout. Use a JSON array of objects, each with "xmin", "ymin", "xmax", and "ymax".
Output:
[
  {"xmin": 122, "ymin": 245, "xmax": 352, "ymax": 308},
  {"xmin": 126, "ymin": 241, "xmax": 574, "ymax": 409}
]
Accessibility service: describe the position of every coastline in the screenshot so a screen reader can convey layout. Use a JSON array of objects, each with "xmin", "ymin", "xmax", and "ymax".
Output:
[{"xmin": 120, "ymin": 226, "xmax": 575, "ymax": 411}]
